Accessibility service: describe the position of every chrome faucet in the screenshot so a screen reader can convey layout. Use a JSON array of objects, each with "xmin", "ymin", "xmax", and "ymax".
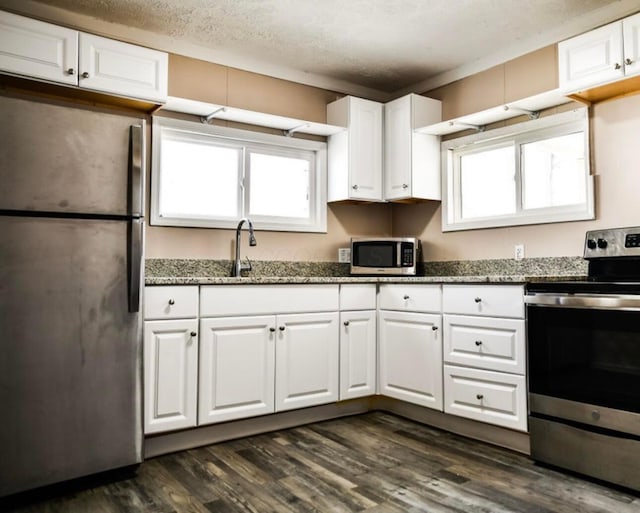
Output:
[{"xmin": 233, "ymin": 218, "xmax": 257, "ymax": 277}]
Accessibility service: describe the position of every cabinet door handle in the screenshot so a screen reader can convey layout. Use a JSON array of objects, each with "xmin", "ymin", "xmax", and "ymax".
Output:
[
  {"xmin": 279, "ymin": 326, "xmax": 286, "ymax": 331},
  {"xmin": 343, "ymin": 321, "xmax": 350, "ymax": 326},
  {"xmin": 476, "ymin": 394, "xmax": 484, "ymax": 400},
  {"xmin": 81, "ymin": 71, "xmax": 90, "ymax": 79},
  {"xmin": 625, "ymin": 58, "xmax": 633, "ymax": 66},
  {"xmin": 352, "ymin": 184, "xmax": 359, "ymax": 190},
  {"xmin": 66, "ymin": 68, "xmax": 75, "ymax": 75},
  {"xmin": 403, "ymin": 295, "xmax": 410, "ymax": 300},
  {"xmin": 614, "ymin": 62, "xmax": 622, "ymax": 70},
  {"xmin": 475, "ymin": 340, "xmax": 482, "ymax": 346},
  {"xmin": 269, "ymin": 327, "xmax": 276, "ymax": 332},
  {"xmin": 402, "ymin": 183, "xmax": 409, "ymax": 189},
  {"xmin": 432, "ymin": 326, "xmax": 438, "ymax": 331},
  {"xmin": 190, "ymin": 331, "xmax": 197, "ymax": 337},
  {"xmin": 168, "ymin": 298, "xmax": 175, "ymax": 305},
  {"xmin": 474, "ymin": 297, "xmax": 482, "ymax": 303}
]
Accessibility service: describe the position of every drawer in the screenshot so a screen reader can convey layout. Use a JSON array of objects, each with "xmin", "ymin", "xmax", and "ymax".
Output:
[
  {"xmin": 340, "ymin": 284, "xmax": 377, "ymax": 310},
  {"xmin": 443, "ymin": 315, "xmax": 525, "ymax": 374},
  {"xmin": 443, "ymin": 365, "xmax": 527, "ymax": 432},
  {"xmin": 442, "ymin": 285, "xmax": 524, "ymax": 318},
  {"xmin": 144, "ymin": 286, "xmax": 199, "ymax": 320},
  {"xmin": 200, "ymin": 284, "xmax": 339, "ymax": 317},
  {"xmin": 378, "ymin": 284, "xmax": 441, "ymax": 312}
]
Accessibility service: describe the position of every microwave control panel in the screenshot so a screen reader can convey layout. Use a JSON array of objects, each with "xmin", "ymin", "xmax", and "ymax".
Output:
[{"xmin": 401, "ymin": 242, "xmax": 414, "ymax": 266}]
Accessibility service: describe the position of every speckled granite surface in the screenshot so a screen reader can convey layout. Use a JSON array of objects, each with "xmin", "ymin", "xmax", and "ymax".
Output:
[{"xmin": 145, "ymin": 257, "xmax": 587, "ymax": 285}]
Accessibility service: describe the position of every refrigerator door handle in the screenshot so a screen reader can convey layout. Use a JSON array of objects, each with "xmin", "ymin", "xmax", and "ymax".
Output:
[
  {"xmin": 129, "ymin": 122, "xmax": 145, "ymax": 217},
  {"xmin": 128, "ymin": 218, "xmax": 143, "ymax": 313}
]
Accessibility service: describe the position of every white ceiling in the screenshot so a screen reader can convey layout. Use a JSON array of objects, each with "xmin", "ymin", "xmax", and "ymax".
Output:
[{"xmin": 2, "ymin": 0, "xmax": 640, "ymax": 100}]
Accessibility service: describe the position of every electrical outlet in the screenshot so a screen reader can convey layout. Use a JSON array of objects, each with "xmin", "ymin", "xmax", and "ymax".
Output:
[
  {"xmin": 338, "ymin": 247, "xmax": 351, "ymax": 263},
  {"xmin": 514, "ymin": 244, "xmax": 525, "ymax": 261}
]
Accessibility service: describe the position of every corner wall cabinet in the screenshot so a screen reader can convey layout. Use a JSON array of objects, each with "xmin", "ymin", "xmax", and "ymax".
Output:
[
  {"xmin": 143, "ymin": 286, "xmax": 199, "ymax": 434},
  {"xmin": 558, "ymin": 12, "xmax": 640, "ymax": 99},
  {"xmin": 384, "ymin": 94, "xmax": 442, "ymax": 201},
  {"xmin": 326, "ymin": 96, "xmax": 384, "ymax": 201},
  {"xmin": 442, "ymin": 284, "xmax": 527, "ymax": 432},
  {"xmin": 378, "ymin": 284, "xmax": 443, "ymax": 410},
  {"xmin": 0, "ymin": 10, "xmax": 168, "ymax": 103}
]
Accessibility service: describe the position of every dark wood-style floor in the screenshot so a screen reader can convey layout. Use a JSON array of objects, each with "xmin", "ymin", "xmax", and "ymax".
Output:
[{"xmin": 3, "ymin": 412, "xmax": 639, "ymax": 512}]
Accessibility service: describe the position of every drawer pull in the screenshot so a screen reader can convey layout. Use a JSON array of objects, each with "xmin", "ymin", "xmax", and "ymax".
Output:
[
  {"xmin": 344, "ymin": 321, "xmax": 350, "ymax": 327},
  {"xmin": 432, "ymin": 326, "xmax": 438, "ymax": 331},
  {"xmin": 168, "ymin": 298, "xmax": 175, "ymax": 305},
  {"xmin": 475, "ymin": 340, "xmax": 482, "ymax": 346},
  {"xmin": 279, "ymin": 326, "xmax": 286, "ymax": 331},
  {"xmin": 476, "ymin": 394, "xmax": 484, "ymax": 400},
  {"xmin": 474, "ymin": 297, "xmax": 482, "ymax": 303},
  {"xmin": 403, "ymin": 295, "xmax": 410, "ymax": 300},
  {"xmin": 269, "ymin": 327, "xmax": 276, "ymax": 332},
  {"xmin": 190, "ymin": 331, "xmax": 197, "ymax": 337}
]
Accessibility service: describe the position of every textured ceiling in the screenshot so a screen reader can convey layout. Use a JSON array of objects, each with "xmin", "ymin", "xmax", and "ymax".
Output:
[{"xmin": 3, "ymin": 0, "xmax": 639, "ymax": 96}]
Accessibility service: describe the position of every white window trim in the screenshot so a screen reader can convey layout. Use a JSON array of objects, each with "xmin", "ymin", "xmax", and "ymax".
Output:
[
  {"xmin": 441, "ymin": 108, "xmax": 594, "ymax": 232},
  {"xmin": 151, "ymin": 116, "xmax": 327, "ymax": 233}
]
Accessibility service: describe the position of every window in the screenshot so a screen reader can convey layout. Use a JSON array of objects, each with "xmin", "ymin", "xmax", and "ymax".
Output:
[
  {"xmin": 151, "ymin": 116, "xmax": 327, "ymax": 232},
  {"xmin": 442, "ymin": 108, "xmax": 594, "ymax": 231}
]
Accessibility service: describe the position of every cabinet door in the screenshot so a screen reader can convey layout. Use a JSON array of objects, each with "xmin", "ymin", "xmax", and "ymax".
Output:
[
  {"xmin": 340, "ymin": 310, "xmax": 377, "ymax": 400},
  {"xmin": 78, "ymin": 33, "xmax": 168, "ymax": 102},
  {"xmin": 623, "ymin": 12, "xmax": 640, "ymax": 78},
  {"xmin": 144, "ymin": 319, "xmax": 198, "ymax": 434},
  {"xmin": 275, "ymin": 312, "xmax": 339, "ymax": 411},
  {"xmin": 378, "ymin": 310, "xmax": 443, "ymax": 410},
  {"xmin": 0, "ymin": 10, "xmax": 78, "ymax": 85},
  {"xmin": 558, "ymin": 20, "xmax": 624, "ymax": 92},
  {"xmin": 199, "ymin": 316, "xmax": 275, "ymax": 424},
  {"xmin": 384, "ymin": 96, "xmax": 412, "ymax": 200},
  {"xmin": 349, "ymin": 97, "xmax": 383, "ymax": 200}
]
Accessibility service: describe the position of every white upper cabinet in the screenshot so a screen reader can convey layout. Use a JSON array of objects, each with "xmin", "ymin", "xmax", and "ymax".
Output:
[
  {"xmin": 384, "ymin": 93, "xmax": 441, "ymax": 201},
  {"xmin": 0, "ymin": 11, "xmax": 78, "ymax": 85},
  {"xmin": 327, "ymin": 96, "xmax": 383, "ymax": 202},
  {"xmin": 559, "ymin": 12, "xmax": 640, "ymax": 94},
  {"xmin": 0, "ymin": 10, "xmax": 168, "ymax": 103},
  {"xmin": 78, "ymin": 33, "xmax": 168, "ymax": 102}
]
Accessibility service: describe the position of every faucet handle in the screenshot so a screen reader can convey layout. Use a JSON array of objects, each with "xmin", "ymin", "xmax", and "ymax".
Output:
[{"xmin": 244, "ymin": 256, "xmax": 252, "ymax": 272}]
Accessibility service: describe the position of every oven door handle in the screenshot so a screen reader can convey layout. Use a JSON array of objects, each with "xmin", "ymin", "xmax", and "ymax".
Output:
[{"xmin": 525, "ymin": 293, "xmax": 640, "ymax": 310}]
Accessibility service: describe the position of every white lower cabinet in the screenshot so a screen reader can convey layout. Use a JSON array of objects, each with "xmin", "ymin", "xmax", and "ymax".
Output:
[
  {"xmin": 198, "ymin": 316, "xmax": 275, "ymax": 425},
  {"xmin": 443, "ymin": 365, "xmax": 527, "ymax": 431},
  {"xmin": 275, "ymin": 312, "xmax": 339, "ymax": 412},
  {"xmin": 378, "ymin": 310, "xmax": 443, "ymax": 410},
  {"xmin": 340, "ymin": 310, "xmax": 377, "ymax": 400},
  {"xmin": 143, "ymin": 319, "xmax": 198, "ymax": 434}
]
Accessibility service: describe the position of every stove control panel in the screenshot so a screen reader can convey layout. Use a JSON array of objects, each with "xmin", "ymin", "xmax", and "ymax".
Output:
[{"xmin": 584, "ymin": 227, "xmax": 640, "ymax": 258}]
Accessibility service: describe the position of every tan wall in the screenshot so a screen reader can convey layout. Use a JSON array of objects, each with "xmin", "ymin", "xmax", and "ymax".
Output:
[
  {"xmin": 392, "ymin": 94, "xmax": 640, "ymax": 260},
  {"xmin": 146, "ymin": 54, "xmax": 392, "ymax": 260}
]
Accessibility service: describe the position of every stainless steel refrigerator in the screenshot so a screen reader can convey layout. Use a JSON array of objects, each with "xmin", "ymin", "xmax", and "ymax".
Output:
[{"xmin": 0, "ymin": 93, "xmax": 145, "ymax": 497}]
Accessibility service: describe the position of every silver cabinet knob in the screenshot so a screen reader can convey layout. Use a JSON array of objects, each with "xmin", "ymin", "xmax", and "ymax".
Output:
[
  {"xmin": 279, "ymin": 326, "xmax": 286, "ymax": 331},
  {"xmin": 402, "ymin": 184, "xmax": 409, "ymax": 189},
  {"xmin": 476, "ymin": 394, "xmax": 484, "ymax": 400},
  {"xmin": 190, "ymin": 331, "xmax": 197, "ymax": 337},
  {"xmin": 81, "ymin": 71, "xmax": 90, "ymax": 79},
  {"xmin": 614, "ymin": 62, "xmax": 622, "ymax": 70},
  {"xmin": 343, "ymin": 321, "xmax": 350, "ymax": 326},
  {"xmin": 403, "ymin": 295, "xmax": 410, "ymax": 300},
  {"xmin": 352, "ymin": 184, "xmax": 359, "ymax": 190},
  {"xmin": 625, "ymin": 58, "xmax": 633, "ymax": 65},
  {"xmin": 474, "ymin": 297, "xmax": 482, "ymax": 303},
  {"xmin": 432, "ymin": 326, "xmax": 438, "ymax": 331},
  {"xmin": 66, "ymin": 68, "xmax": 75, "ymax": 75},
  {"xmin": 269, "ymin": 327, "xmax": 276, "ymax": 332},
  {"xmin": 168, "ymin": 299, "xmax": 175, "ymax": 305},
  {"xmin": 475, "ymin": 340, "xmax": 482, "ymax": 346}
]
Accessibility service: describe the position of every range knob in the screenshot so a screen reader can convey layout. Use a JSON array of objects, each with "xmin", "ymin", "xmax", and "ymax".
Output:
[
  {"xmin": 587, "ymin": 239, "xmax": 597, "ymax": 249},
  {"xmin": 597, "ymin": 238, "xmax": 608, "ymax": 249}
]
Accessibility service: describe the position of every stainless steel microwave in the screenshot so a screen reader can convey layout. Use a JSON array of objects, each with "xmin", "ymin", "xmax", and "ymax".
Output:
[{"xmin": 350, "ymin": 237, "xmax": 421, "ymax": 275}]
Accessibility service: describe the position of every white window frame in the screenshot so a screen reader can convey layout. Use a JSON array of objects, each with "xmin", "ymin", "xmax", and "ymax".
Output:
[
  {"xmin": 442, "ymin": 108, "xmax": 594, "ymax": 232},
  {"xmin": 151, "ymin": 116, "xmax": 327, "ymax": 232}
]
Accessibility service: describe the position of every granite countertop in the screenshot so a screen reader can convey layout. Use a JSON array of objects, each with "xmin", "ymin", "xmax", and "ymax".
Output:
[{"xmin": 145, "ymin": 258, "xmax": 588, "ymax": 286}]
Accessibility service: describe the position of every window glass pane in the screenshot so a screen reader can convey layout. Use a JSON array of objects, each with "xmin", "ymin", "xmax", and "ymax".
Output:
[
  {"xmin": 459, "ymin": 145, "xmax": 516, "ymax": 219},
  {"xmin": 522, "ymin": 132, "xmax": 586, "ymax": 209},
  {"xmin": 159, "ymin": 137, "xmax": 240, "ymax": 218},
  {"xmin": 249, "ymin": 152, "xmax": 310, "ymax": 218}
]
